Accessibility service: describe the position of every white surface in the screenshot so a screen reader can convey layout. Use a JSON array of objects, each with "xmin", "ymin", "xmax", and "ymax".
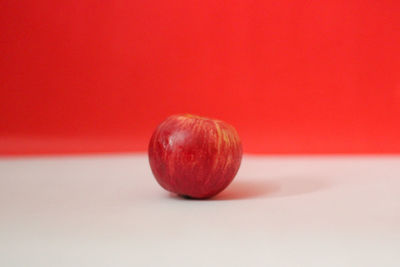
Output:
[{"xmin": 0, "ymin": 154, "xmax": 399, "ymax": 267}]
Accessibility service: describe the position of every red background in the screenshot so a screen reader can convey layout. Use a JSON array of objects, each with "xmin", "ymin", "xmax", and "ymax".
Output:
[{"xmin": 1, "ymin": 0, "xmax": 400, "ymax": 155}]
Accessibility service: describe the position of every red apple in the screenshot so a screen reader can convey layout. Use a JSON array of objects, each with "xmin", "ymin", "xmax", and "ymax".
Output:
[{"xmin": 148, "ymin": 114, "xmax": 243, "ymax": 199}]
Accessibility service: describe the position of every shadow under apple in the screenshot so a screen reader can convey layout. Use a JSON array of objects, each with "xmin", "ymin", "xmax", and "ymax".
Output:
[{"xmin": 168, "ymin": 176, "xmax": 329, "ymax": 201}]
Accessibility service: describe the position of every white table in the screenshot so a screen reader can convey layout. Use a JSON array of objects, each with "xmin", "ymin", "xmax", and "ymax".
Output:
[{"xmin": 1, "ymin": 154, "xmax": 399, "ymax": 267}]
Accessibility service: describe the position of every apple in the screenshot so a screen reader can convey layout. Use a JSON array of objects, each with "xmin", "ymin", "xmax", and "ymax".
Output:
[{"xmin": 148, "ymin": 114, "xmax": 243, "ymax": 199}]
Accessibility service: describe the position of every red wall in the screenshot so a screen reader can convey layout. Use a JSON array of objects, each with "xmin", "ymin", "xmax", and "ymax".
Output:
[{"xmin": 1, "ymin": 0, "xmax": 400, "ymax": 155}]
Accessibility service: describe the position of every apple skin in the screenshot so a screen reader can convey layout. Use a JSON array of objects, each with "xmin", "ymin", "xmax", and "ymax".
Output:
[{"xmin": 148, "ymin": 114, "xmax": 243, "ymax": 199}]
